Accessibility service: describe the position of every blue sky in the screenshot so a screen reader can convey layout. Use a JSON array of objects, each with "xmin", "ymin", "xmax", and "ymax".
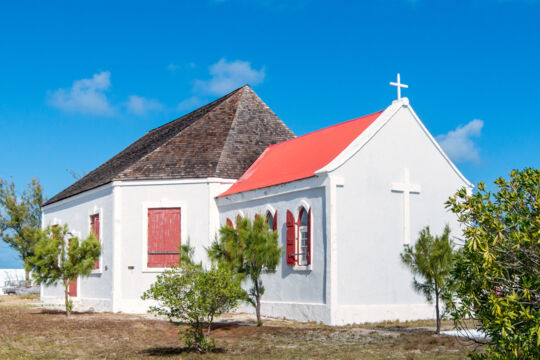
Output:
[{"xmin": 1, "ymin": 0, "xmax": 539, "ymax": 267}]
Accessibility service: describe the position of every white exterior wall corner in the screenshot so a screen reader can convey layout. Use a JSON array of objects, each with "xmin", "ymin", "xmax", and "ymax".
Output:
[
  {"xmin": 114, "ymin": 178, "xmax": 236, "ymax": 314},
  {"xmin": 216, "ymin": 177, "xmax": 332, "ymax": 324},
  {"xmin": 40, "ymin": 183, "xmax": 115, "ymax": 312},
  {"xmin": 40, "ymin": 178, "xmax": 237, "ymax": 314},
  {"xmin": 326, "ymin": 101, "xmax": 472, "ymax": 324}
]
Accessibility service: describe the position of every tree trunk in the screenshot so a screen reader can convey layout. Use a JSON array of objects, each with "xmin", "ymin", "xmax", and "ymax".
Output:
[
  {"xmin": 64, "ymin": 279, "xmax": 71, "ymax": 317},
  {"xmin": 254, "ymin": 280, "xmax": 262, "ymax": 327},
  {"xmin": 25, "ymin": 268, "xmax": 30, "ymax": 286},
  {"xmin": 435, "ymin": 289, "xmax": 440, "ymax": 334}
]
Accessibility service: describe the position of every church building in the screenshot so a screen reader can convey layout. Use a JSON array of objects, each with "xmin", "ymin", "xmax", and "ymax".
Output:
[{"xmin": 41, "ymin": 82, "xmax": 472, "ymax": 325}]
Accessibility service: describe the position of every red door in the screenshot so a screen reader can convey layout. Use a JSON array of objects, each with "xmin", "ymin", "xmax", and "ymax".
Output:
[{"xmin": 68, "ymin": 278, "xmax": 77, "ymax": 297}]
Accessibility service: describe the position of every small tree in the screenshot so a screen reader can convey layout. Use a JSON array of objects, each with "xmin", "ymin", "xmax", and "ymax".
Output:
[
  {"xmin": 401, "ymin": 225, "xmax": 455, "ymax": 334},
  {"xmin": 142, "ymin": 245, "xmax": 244, "ymax": 353},
  {"xmin": 0, "ymin": 178, "xmax": 44, "ymax": 283},
  {"xmin": 208, "ymin": 215, "xmax": 282, "ymax": 326},
  {"xmin": 28, "ymin": 225, "xmax": 100, "ymax": 316},
  {"xmin": 447, "ymin": 168, "xmax": 540, "ymax": 359}
]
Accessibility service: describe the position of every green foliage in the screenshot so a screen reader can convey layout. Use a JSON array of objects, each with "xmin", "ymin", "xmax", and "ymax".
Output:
[
  {"xmin": 401, "ymin": 225, "xmax": 455, "ymax": 334},
  {"xmin": 208, "ymin": 214, "xmax": 282, "ymax": 326},
  {"xmin": 0, "ymin": 178, "xmax": 44, "ymax": 282},
  {"xmin": 142, "ymin": 245, "xmax": 244, "ymax": 353},
  {"xmin": 28, "ymin": 224, "xmax": 101, "ymax": 315},
  {"xmin": 447, "ymin": 168, "xmax": 540, "ymax": 359}
]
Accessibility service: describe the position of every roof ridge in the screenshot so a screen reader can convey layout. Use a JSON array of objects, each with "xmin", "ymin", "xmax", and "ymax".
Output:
[
  {"xmin": 215, "ymin": 87, "xmax": 247, "ymax": 175},
  {"xmin": 117, "ymin": 88, "xmax": 243, "ymax": 180},
  {"xmin": 146, "ymin": 86, "xmax": 245, "ymax": 134}
]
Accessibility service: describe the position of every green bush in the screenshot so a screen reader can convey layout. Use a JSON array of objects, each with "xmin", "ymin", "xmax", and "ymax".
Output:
[
  {"xmin": 447, "ymin": 168, "xmax": 540, "ymax": 359},
  {"xmin": 142, "ymin": 245, "xmax": 245, "ymax": 353}
]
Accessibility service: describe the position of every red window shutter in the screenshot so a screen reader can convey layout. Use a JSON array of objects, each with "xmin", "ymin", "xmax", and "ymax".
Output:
[
  {"xmin": 286, "ymin": 210, "xmax": 296, "ymax": 266},
  {"xmin": 68, "ymin": 278, "xmax": 77, "ymax": 297},
  {"xmin": 148, "ymin": 208, "xmax": 181, "ymax": 268},
  {"xmin": 272, "ymin": 210, "xmax": 278, "ymax": 231},
  {"xmin": 68, "ymin": 237, "xmax": 77, "ymax": 297},
  {"xmin": 226, "ymin": 218, "xmax": 233, "ymax": 227},
  {"xmin": 307, "ymin": 208, "xmax": 312, "ymax": 266},
  {"xmin": 90, "ymin": 214, "xmax": 100, "ymax": 269}
]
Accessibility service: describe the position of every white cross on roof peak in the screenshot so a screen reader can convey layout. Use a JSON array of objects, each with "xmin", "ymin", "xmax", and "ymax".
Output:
[{"xmin": 390, "ymin": 73, "xmax": 408, "ymax": 100}]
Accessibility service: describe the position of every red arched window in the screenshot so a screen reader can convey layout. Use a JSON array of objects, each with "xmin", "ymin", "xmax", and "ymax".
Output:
[
  {"xmin": 297, "ymin": 207, "xmax": 311, "ymax": 266},
  {"xmin": 266, "ymin": 210, "xmax": 278, "ymax": 231}
]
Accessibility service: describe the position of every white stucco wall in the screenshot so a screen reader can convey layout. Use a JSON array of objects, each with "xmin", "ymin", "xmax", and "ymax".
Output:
[
  {"xmin": 41, "ymin": 178, "xmax": 236, "ymax": 313},
  {"xmin": 330, "ymin": 104, "xmax": 471, "ymax": 324},
  {"xmin": 217, "ymin": 177, "xmax": 331, "ymax": 323},
  {"xmin": 41, "ymin": 185, "xmax": 114, "ymax": 311},
  {"xmin": 112, "ymin": 178, "xmax": 235, "ymax": 313}
]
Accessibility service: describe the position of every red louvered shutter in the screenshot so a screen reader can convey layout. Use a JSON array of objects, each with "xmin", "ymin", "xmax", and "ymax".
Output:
[
  {"xmin": 226, "ymin": 218, "xmax": 233, "ymax": 227},
  {"xmin": 286, "ymin": 210, "xmax": 296, "ymax": 266},
  {"xmin": 68, "ymin": 278, "xmax": 77, "ymax": 297},
  {"xmin": 148, "ymin": 208, "xmax": 181, "ymax": 268},
  {"xmin": 272, "ymin": 210, "xmax": 278, "ymax": 231},
  {"xmin": 307, "ymin": 208, "xmax": 312, "ymax": 266},
  {"xmin": 90, "ymin": 214, "xmax": 100, "ymax": 269},
  {"xmin": 68, "ymin": 237, "xmax": 77, "ymax": 297}
]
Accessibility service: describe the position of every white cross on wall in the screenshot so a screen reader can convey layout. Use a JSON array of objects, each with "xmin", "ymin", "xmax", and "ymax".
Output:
[
  {"xmin": 391, "ymin": 168, "xmax": 421, "ymax": 245},
  {"xmin": 389, "ymin": 73, "xmax": 408, "ymax": 100}
]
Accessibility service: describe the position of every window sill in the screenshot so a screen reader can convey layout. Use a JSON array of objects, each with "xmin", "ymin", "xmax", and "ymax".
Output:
[
  {"xmin": 141, "ymin": 267, "xmax": 175, "ymax": 273},
  {"xmin": 293, "ymin": 264, "xmax": 312, "ymax": 272}
]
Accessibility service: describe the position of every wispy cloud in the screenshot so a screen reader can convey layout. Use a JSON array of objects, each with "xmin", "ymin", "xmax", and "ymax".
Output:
[
  {"xmin": 194, "ymin": 58, "xmax": 265, "ymax": 96},
  {"xmin": 436, "ymin": 119, "xmax": 484, "ymax": 164},
  {"xmin": 125, "ymin": 95, "xmax": 164, "ymax": 116},
  {"xmin": 47, "ymin": 71, "xmax": 115, "ymax": 116},
  {"xmin": 177, "ymin": 96, "xmax": 204, "ymax": 111},
  {"xmin": 176, "ymin": 58, "xmax": 265, "ymax": 112}
]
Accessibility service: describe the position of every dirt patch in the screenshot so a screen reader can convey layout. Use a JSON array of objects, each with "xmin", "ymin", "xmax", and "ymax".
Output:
[{"xmin": 0, "ymin": 297, "xmax": 482, "ymax": 359}]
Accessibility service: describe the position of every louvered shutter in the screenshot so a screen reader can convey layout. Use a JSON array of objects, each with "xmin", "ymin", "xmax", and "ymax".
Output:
[
  {"xmin": 272, "ymin": 210, "xmax": 278, "ymax": 231},
  {"xmin": 90, "ymin": 214, "xmax": 100, "ymax": 269},
  {"xmin": 148, "ymin": 208, "xmax": 181, "ymax": 268},
  {"xmin": 307, "ymin": 207, "xmax": 312, "ymax": 266},
  {"xmin": 286, "ymin": 210, "xmax": 296, "ymax": 266},
  {"xmin": 68, "ymin": 237, "xmax": 77, "ymax": 297}
]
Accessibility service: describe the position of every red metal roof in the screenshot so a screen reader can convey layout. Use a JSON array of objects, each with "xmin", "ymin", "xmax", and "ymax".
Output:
[{"xmin": 219, "ymin": 110, "xmax": 384, "ymax": 197}]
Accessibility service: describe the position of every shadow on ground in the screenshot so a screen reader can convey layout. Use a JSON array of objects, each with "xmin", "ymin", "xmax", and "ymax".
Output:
[{"xmin": 140, "ymin": 347, "xmax": 225, "ymax": 356}]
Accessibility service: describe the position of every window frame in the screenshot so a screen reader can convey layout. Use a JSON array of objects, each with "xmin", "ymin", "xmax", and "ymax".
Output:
[
  {"xmin": 292, "ymin": 201, "xmax": 313, "ymax": 272},
  {"xmin": 141, "ymin": 201, "xmax": 187, "ymax": 273}
]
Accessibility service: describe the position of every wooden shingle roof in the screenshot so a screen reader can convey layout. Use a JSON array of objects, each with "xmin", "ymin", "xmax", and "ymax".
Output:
[{"xmin": 44, "ymin": 85, "xmax": 295, "ymax": 206}]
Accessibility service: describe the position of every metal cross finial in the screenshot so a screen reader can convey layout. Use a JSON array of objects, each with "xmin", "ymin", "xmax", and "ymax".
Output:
[{"xmin": 389, "ymin": 73, "xmax": 408, "ymax": 100}]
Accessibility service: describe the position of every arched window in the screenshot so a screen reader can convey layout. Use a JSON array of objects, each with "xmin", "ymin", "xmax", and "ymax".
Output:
[
  {"xmin": 297, "ymin": 207, "xmax": 310, "ymax": 266},
  {"xmin": 266, "ymin": 210, "xmax": 278, "ymax": 231}
]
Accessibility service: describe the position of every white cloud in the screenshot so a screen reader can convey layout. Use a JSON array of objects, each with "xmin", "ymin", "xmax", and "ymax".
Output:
[
  {"xmin": 177, "ymin": 96, "xmax": 204, "ymax": 111},
  {"xmin": 436, "ymin": 119, "xmax": 484, "ymax": 164},
  {"xmin": 167, "ymin": 63, "xmax": 180, "ymax": 71},
  {"xmin": 194, "ymin": 58, "xmax": 265, "ymax": 96},
  {"xmin": 47, "ymin": 71, "xmax": 115, "ymax": 115},
  {"xmin": 126, "ymin": 95, "xmax": 164, "ymax": 116}
]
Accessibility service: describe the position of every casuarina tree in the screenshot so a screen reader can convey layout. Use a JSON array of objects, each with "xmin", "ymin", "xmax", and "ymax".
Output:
[
  {"xmin": 208, "ymin": 215, "xmax": 282, "ymax": 326},
  {"xmin": 401, "ymin": 225, "xmax": 455, "ymax": 334},
  {"xmin": 28, "ymin": 224, "xmax": 100, "ymax": 316},
  {"xmin": 0, "ymin": 178, "xmax": 44, "ymax": 283},
  {"xmin": 447, "ymin": 168, "xmax": 540, "ymax": 359}
]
